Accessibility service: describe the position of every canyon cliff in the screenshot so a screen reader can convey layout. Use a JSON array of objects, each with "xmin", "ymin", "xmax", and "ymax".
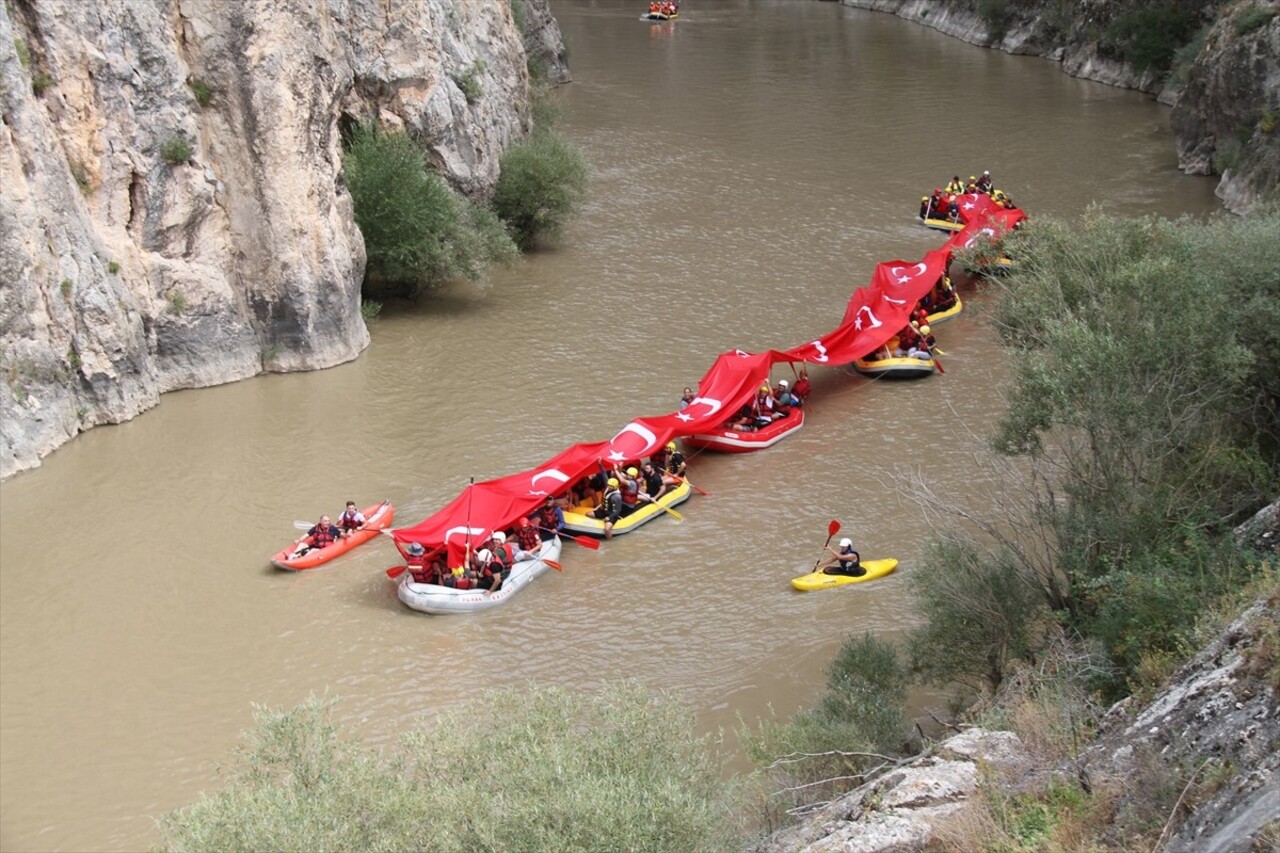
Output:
[{"xmin": 0, "ymin": 0, "xmax": 567, "ymax": 478}]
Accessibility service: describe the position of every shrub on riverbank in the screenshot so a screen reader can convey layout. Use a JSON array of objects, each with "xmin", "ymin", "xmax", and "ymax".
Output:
[
  {"xmin": 343, "ymin": 125, "xmax": 517, "ymax": 299},
  {"xmin": 158, "ymin": 684, "xmax": 743, "ymax": 852},
  {"xmin": 492, "ymin": 128, "xmax": 588, "ymax": 250}
]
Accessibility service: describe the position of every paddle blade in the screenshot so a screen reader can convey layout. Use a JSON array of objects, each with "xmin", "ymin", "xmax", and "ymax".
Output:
[
  {"xmin": 544, "ymin": 559, "xmax": 563, "ymax": 572},
  {"xmin": 386, "ymin": 565, "xmax": 407, "ymax": 579},
  {"xmin": 933, "ymin": 356, "xmax": 945, "ymax": 375},
  {"xmin": 570, "ymin": 534, "xmax": 600, "ymax": 550},
  {"xmin": 828, "ymin": 519, "xmax": 841, "ymax": 537},
  {"xmin": 294, "ymin": 520, "xmax": 313, "ymax": 530}
]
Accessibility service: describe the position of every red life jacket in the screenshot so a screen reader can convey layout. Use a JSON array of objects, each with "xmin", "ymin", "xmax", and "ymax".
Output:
[
  {"xmin": 793, "ymin": 377, "xmax": 811, "ymax": 400},
  {"xmin": 495, "ymin": 542, "xmax": 514, "ymax": 566},
  {"xmin": 620, "ymin": 478, "xmax": 640, "ymax": 506},
  {"xmin": 311, "ymin": 525, "xmax": 336, "ymax": 549},
  {"xmin": 407, "ymin": 554, "xmax": 430, "ymax": 583},
  {"xmin": 339, "ymin": 509, "xmax": 362, "ymax": 530},
  {"xmin": 517, "ymin": 527, "xmax": 540, "ymax": 552}
]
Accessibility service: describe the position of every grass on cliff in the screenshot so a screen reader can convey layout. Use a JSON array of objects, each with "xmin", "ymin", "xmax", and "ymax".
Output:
[
  {"xmin": 343, "ymin": 125, "xmax": 517, "ymax": 299},
  {"xmin": 157, "ymin": 684, "xmax": 745, "ymax": 852}
]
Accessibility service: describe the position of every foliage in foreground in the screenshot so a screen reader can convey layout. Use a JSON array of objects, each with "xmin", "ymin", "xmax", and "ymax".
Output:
[
  {"xmin": 158, "ymin": 684, "xmax": 742, "ymax": 853},
  {"xmin": 492, "ymin": 128, "xmax": 588, "ymax": 250},
  {"xmin": 344, "ymin": 126, "xmax": 517, "ymax": 299},
  {"xmin": 741, "ymin": 633, "xmax": 913, "ymax": 826}
]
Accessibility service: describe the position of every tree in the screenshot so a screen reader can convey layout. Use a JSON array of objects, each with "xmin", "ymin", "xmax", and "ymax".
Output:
[
  {"xmin": 492, "ymin": 129, "xmax": 588, "ymax": 250},
  {"xmin": 344, "ymin": 126, "xmax": 516, "ymax": 298}
]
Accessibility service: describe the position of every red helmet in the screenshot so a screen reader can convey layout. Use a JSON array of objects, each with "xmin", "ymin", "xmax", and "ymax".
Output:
[{"xmin": 518, "ymin": 517, "xmax": 530, "ymax": 529}]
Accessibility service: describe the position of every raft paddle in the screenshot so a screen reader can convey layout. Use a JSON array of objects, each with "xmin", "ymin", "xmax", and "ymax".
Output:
[
  {"xmin": 669, "ymin": 474, "xmax": 709, "ymax": 497},
  {"xmin": 541, "ymin": 527, "xmax": 600, "ymax": 551},
  {"xmin": 387, "ymin": 565, "xmax": 407, "ymax": 579},
  {"xmin": 544, "ymin": 559, "xmax": 563, "ymax": 572},
  {"xmin": 813, "ymin": 519, "xmax": 841, "ymax": 571},
  {"xmin": 640, "ymin": 494, "xmax": 684, "ymax": 522}
]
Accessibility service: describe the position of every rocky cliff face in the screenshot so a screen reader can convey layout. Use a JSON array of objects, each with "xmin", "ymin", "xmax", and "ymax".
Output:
[
  {"xmin": 755, "ymin": 596, "xmax": 1280, "ymax": 852},
  {"xmin": 0, "ymin": 0, "xmax": 561, "ymax": 479},
  {"xmin": 839, "ymin": 0, "xmax": 1279, "ymax": 215}
]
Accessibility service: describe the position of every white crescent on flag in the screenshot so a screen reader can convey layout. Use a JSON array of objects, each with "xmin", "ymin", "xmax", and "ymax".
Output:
[
  {"xmin": 606, "ymin": 421, "xmax": 658, "ymax": 460},
  {"xmin": 528, "ymin": 468, "xmax": 570, "ymax": 495}
]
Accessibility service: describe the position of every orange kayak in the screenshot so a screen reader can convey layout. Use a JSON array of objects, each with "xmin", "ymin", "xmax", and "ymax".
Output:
[{"xmin": 270, "ymin": 500, "xmax": 394, "ymax": 571}]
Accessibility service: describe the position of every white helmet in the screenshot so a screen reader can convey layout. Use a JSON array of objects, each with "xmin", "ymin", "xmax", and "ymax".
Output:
[
  {"xmin": 839, "ymin": 538, "xmax": 852, "ymax": 547},
  {"xmin": 492, "ymin": 531, "xmax": 506, "ymax": 544}
]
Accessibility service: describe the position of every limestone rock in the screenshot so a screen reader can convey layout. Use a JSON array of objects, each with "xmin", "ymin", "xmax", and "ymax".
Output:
[{"xmin": 1, "ymin": 0, "xmax": 558, "ymax": 478}]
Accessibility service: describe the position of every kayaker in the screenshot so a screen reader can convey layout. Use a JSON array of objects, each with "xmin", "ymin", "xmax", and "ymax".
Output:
[
  {"xmin": 821, "ymin": 538, "xmax": 864, "ymax": 577},
  {"xmin": 590, "ymin": 477, "xmax": 623, "ymax": 539},
  {"xmin": 337, "ymin": 501, "xmax": 366, "ymax": 537},
  {"xmin": 290, "ymin": 515, "xmax": 342, "ymax": 559}
]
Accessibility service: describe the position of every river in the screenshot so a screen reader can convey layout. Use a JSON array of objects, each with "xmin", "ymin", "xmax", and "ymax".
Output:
[{"xmin": 0, "ymin": 1, "xmax": 1221, "ymax": 850}]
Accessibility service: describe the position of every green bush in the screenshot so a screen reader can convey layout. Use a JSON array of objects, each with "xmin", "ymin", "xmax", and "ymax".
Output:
[
  {"xmin": 742, "ymin": 633, "xmax": 911, "ymax": 789},
  {"xmin": 160, "ymin": 136, "xmax": 192, "ymax": 165},
  {"xmin": 492, "ymin": 129, "xmax": 588, "ymax": 250},
  {"xmin": 158, "ymin": 685, "xmax": 743, "ymax": 852},
  {"xmin": 31, "ymin": 71, "xmax": 54, "ymax": 95},
  {"xmin": 1100, "ymin": 4, "xmax": 1202, "ymax": 74},
  {"xmin": 453, "ymin": 61, "xmax": 484, "ymax": 103},
  {"xmin": 978, "ymin": 0, "xmax": 1012, "ymax": 43},
  {"xmin": 1234, "ymin": 4, "xmax": 1275, "ymax": 36},
  {"xmin": 907, "ymin": 536, "xmax": 1046, "ymax": 693},
  {"xmin": 107, "ymin": 260, "xmax": 120, "ymax": 274},
  {"xmin": 344, "ymin": 125, "xmax": 517, "ymax": 298},
  {"xmin": 359, "ymin": 299, "xmax": 381, "ymax": 322},
  {"xmin": 189, "ymin": 77, "xmax": 212, "ymax": 107}
]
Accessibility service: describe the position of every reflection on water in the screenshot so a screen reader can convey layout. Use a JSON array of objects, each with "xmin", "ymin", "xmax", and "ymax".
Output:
[{"xmin": 0, "ymin": 1, "xmax": 1220, "ymax": 849}]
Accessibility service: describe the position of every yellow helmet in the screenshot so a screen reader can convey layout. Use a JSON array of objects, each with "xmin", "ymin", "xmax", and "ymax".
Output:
[
  {"xmin": 607, "ymin": 477, "xmax": 619, "ymax": 487},
  {"xmin": 626, "ymin": 467, "xmax": 638, "ymax": 477},
  {"xmin": 666, "ymin": 441, "xmax": 676, "ymax": 451},
  {"xmin": 920, "ymin": 325, "xmax": 932, "ymax": 335}
]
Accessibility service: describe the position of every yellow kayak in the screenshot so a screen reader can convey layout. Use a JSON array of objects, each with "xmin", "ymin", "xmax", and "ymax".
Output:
[{"xmin": 790, "ymin": 558, "xmax": 898, "ymax": 591}]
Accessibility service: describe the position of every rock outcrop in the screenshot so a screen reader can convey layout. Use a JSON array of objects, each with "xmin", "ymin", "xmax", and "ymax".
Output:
[
  {"xmin": 756, "ymin": 595, "xmax": 1280, "ymax": 851},
  {"xmin": 0, "ymin": 0, "xmax": 560, "ymax": 478},
  {"xmin": 839, "ymin": 0, "xmax": 1279, "ymax": 214}
]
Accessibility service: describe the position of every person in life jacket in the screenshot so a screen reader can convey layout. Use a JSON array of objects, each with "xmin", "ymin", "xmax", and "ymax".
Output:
[
  {"xmin": 908, "ymin": 324, "xmax": 936, "ymax": 361},
  {"xmin": 821, "ymin": 537, "xmax": 864, "ymax": 577},
  {"xmin": 590, "ymin": 477, "xmax": 623, "ymax": 539},
  {"xmin": 752, "ymin": 385, "xmax": 776, "ymax": 429},
  {"xmin": 337, "ymin": 501, "xmax": 366, "ymax": 537},
  {"xmin": 773, "ymin": 379, "xmax": 797, "ymax": 414},
  {"xmin": 945, "ymin": 175, "xmax": 965, "ymax": 195},
  {"xmin": 976, "ymin": 170, "xmax": 993, "ymax": 195},
  {"xmin": 894, "ymin": 323, "xmax": 921, "ymax": 357},
  {"xmin": 792, "ymin": 368, "xmax": 811, "ymax": 404},
  {"xmin": 615, "ymin": 465, "xmax": 643, "ymax": 517},
  {"xmin": 919, "ymin": 195, "xmax": 931, "ymax": 219},
  {"xmin": 405, "ymin": 542, "xmax": 444, "ymax": 584},
  {"xmin": 291, "ymin": 515, "xmax": 342, "ymax": 558},
  {"xmin": 491, "ymin": 530, "xmax": 517, "ymax": 566},
  {"xmin": 473, "ymin": 546, "xmax": 506, "ymax": 593},
  {"xmin": 649, "ymin": 1, "xmax": 661, "ymax": 15},
  {"xmin": 533, "ymin": 494, "xmax": 565, "ymax": 536},
  {"xmin": 664, "ymin": 441, "xmax": 687, "ymax": 478},
  {"xmin": 513, "ymin": 517, "xmax": 542, "ymax": 560}
]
